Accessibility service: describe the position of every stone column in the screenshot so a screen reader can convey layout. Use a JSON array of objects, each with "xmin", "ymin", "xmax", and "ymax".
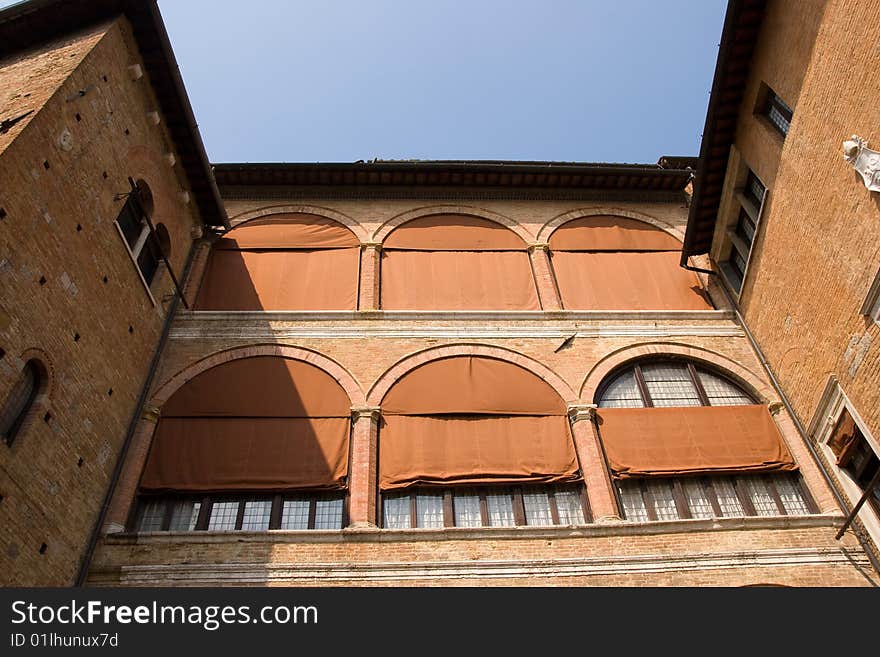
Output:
[
  {"xmin": 102, "ymin": 407, "xmax": 161, "ymax": 534},
  {"xmin": 347, "ymin": 406, "xmax": 381, "ymax": 527},
  {"xmin": 568, "ymin": 404, "xmax": 621, "ymax": 523},
  {"xmin": 358, "ymin": 244, "xmax": 382, "ymax": 311},
  {"xmin": 528, "ymin": 243, "xmax": 562, "ymax": 310},
  {"xmin": 768, "ymin": 400, "xmax": 840, "ymax": 514}
]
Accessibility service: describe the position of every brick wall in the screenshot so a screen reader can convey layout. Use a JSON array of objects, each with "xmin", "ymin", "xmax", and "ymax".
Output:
[
  {"xmin": 0, "ymin": 18, "xmax": 201, "ymax": 585},
  {"xmin": 87, "ymin": 191, "xmax": 872, "ymax": 586}
]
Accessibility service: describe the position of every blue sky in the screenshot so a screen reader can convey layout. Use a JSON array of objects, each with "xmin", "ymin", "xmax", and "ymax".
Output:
[{"xmin": 3, "ymin": 0, "xmax": 727, "ymax": 163}]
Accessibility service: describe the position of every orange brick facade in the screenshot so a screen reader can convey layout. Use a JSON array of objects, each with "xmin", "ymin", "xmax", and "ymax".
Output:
[{"xmin": 0, "ymin": 18, "xmax": 204, "ymax": 584}]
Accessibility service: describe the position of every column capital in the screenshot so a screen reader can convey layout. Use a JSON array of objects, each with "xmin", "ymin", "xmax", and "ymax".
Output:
[
  {"xmin": 567, "ymin": 403, "xmax": 598, "ymax": 423},
  {"xmin": 141, "ymin": 406, "xmax": 161, "ymax": 423},
  {"xmin": 361, "ymin": 242, "xmax": 383, "ymax": 251},
  {"xmin": 351, "ymin": 405, "xmax": 382, "ymax": 421},
  {"xmin": 768, "ymin": 400, "xmax": 785, "ymax": 416},
  {"xmin": 528, "ymin": 242, "xmax": 551, "ymax": 252}
]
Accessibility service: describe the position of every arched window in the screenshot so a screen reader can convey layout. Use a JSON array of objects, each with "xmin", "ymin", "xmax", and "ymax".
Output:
[
  {"xmin": 135, "ymin": 356, "xmax": 352, "ymax": 532},
  {"xmin": 378, "ymin": 356, "xmax": 589, "ymax": 528},
  {"xmin": 380, "ymin": 215, "xmax": 539, "ymax": 310},
  {"xmin": 194, "ymin": 214, "xmax": 360, "ymax": 310},
  {"xmin": 114, "ymin": 179, "xmax": 168, "ymax": 287},
  {"xmin": 1, "ymin": 359, "xmax": 42, "ymax": 446},
  {"xmin": 594, "ymin": 359, "xmax": 813, "ymax": 521},
  {"xmin": 548, "ymin": 215, "xmax": 712, "ymax": 310}
]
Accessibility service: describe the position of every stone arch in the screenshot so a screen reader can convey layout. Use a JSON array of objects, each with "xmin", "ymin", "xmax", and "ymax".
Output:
[
  {"xmin": 150, "ymin": 344, "xmax": 366, "ymax": 409},
  {"xmin": 372, "ymin": 205, "xmax": 535, "ymax": 245},
  {"xmin": 580, "ymin": 342, "xmax": 775, "ymax": 405},
  {"xmin": 367, "ymin": 343, "xmax": 576, "ymax": 406},
  {"xmin": 537, "ymin": 207, "xmax": 684, "ymax": 244},
  {"xmin": 226, "ymin": 205, "xmax": 370, "ymax": 243}
]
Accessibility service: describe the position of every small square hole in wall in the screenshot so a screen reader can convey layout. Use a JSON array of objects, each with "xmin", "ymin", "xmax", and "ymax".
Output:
[
  {"xmin": 128, "ymin": 326, "xmax": 134, "ymax": 334},
  {"xmin": 0, "ymin": 208, "xmax": 6, "ymax": 219},
  {"xmin": 77, "ymin": 457, "xmax": 84, "ymax": 468},
  {"xmin": 76, "ymin": 223, "xmax": 82, "ymax": 232},
  {"xmin": 75, "ymin": 113, "xmax": 82, "ymax": 122},
  {"xmin": 39, "ymin": 276, "xmax": 47, "ymax": 286},
  {"xmin": 39, "ymin": 543, "xmax": 47, "ymax": 555},
  {"xmin": 0, "ymin": 347, "xmax": 5, "ymax": 359},
  {"xmin": 124, "ymin": 128, "xmax": 130, "ymax": 136},
  {"xmin": 0, "ymin": 493, "xmax": 4, "ymax": 504},
  {"xmin": 102, "ymin": 75, "xmax": 108, "ymax": 82},
  {"xmin": 107, "ymin": 388, "xmax": 113, "ymax": 397},
  {"xmin": 102, "ymin": 171, "xmax": 108, "ymax": 180},
  {"xmin": 73, "ymin": 333, "xmax": 80, "ymax": 342},
  {"xmin": 102, "ymin": 275, "xmax": 108, "ymax": 284},
  {"xmin": 43, "ymin": 412, "xmax": 51, "ymax": 423},
  {"xmin": 42, "ymin": 160, "xmax": 50, "ymax": 170}
]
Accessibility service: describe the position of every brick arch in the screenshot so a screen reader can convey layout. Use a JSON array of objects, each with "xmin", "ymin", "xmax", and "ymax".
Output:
[
  {"xmin": 150, "ymin": 345, "xmax": 365, "ymax": 409},
  {"xmin": 16, "ymin": 346, "xmax": 55, "ymax": 399},
  {"xmin": 580, "ymin": 342, "xmax": 775, "ymax": 404},
  {"xmin": 124, "ymin": 144, "xmax": 186, "ymax": 234},
  {"xmin": 367, "ymin": 344, "xmax": 576, "ymax": 406},
  {"xmin": 537, "ymin": 207, "xmax": 684, "ymax": 244},
  {"xmin": 372, "ymin": 205, "xmax": 535, "ymax": 244},
  {"xmin": 226, "ymin": 205, "xmax": 370, "ymax": 243}
]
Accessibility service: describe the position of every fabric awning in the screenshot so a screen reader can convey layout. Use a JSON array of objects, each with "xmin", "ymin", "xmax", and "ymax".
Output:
[
  {"xmin": 383, "ymin": 214, "xmax": 526, "ymax": 251},
  {"xmin": 551, "ymin": 251, "xmax": 712, "ymax": 310},
  {"xmin": 140, "ymin": 357, "xmax": 352, "ymax": 492},
  {"xmin": 379, "ymin": 415, "xmax": 580, "ymax": 490},
  {"xmin": 217, "ymin": 214, "xmax": 359, "ymax": 250},
  {"xmin": 381, "ymin": 356, "xmax": 565, "ymax": 415},
  {"xmin": 597, "ymin": 405, "xmax": 798, "ymax": 478},
  {"xmin": 194, "ymin": 248, "xmax": 359, "ymax": 310},
  {"xmin": 379, "ymin": 356, "xmax": 578, "ymax": 490},
  {"xmin": 548, "ymin": 215, "xmax": 682, "ymax": 251}
]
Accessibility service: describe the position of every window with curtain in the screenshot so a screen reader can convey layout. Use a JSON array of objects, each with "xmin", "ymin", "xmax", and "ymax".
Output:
[
  {"xmin": 1, "ymin": 359, "xmax": 42, "ymax": 446},
  {"xmin": 595, "ymin": 359, "xmax": 813, "ymax": 521},
  {"xmin": 194, "ymin": 214, "xmax": 360, "ymax": 310},
  {"xmin": 135, "ymin": 356, "xmax": 352, "ymax": 531},
  {"xmin": 380, "ymin": 214, "xmax": 540, "ymax": 310},
  {"xmin": 547, "ymin": 215, "xmax": 712, "ymax": 310},
  {"xmin": 377, "ymin": 355, "xmax": 587, "ymax": 527}
]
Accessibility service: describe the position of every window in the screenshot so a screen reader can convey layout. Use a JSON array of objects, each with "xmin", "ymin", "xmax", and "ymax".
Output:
[
  {"xmin": 598, "ymin": 359, "xmax": 813, "ymax": 522},
  {"xmin": 381, "ymin": 485, "xmax": 590, "ymax": 529},
  {"xmin": 755, "ymin": 83, "xmax": 794, "ymax": 138},
  {"xmin": 113, "ymin": 180, "xmax": 169, "ymax": 292},
  {"xmin": 597, "ymin": 360, "xmax": 754, "ymax": 409},
  {"xmin": 134, "ymin": 493, "xmax": 346, "ymax": 532},
  {"xmin": 615, "ymin": 474, "xmax": 812, "ymax": 521},
  {"xmin": 720, "ymin": 168, "xmax": 767, "ymax": 294},
  {"xmin": 1, "ymin": 359, "xmax": 42, "ymax": 446},
  {"xmin": 861, "ymin": 267, "xmax": 880, "ymax": 325},
  {"xmin": 826, "ymin": 409, "xmax": 880, "ymax": 518}
]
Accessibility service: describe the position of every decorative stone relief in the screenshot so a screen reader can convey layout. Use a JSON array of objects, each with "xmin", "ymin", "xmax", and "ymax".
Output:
[{"xmin": 842, "ymin": 135, "xmax": 880, "ymax": 192}]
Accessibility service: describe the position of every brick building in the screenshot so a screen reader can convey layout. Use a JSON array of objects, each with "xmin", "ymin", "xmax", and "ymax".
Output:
[{"xmin": 2, "ymin": 0, "xmax": 878, "ymax": 587}]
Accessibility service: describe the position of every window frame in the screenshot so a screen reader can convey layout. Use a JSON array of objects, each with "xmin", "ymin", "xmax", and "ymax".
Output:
[
  {"xmin": 615, "ymin": 474, "xmax": 816, "ymax": 522},
  {"xmin": 596, "ymin": 359, "xmax": 757, "ymax": 409},
  {"xmin": 860, "ymin": 267, "xmax": 880, "ymax": 326},
  {"xmin": 720, "ymin": 167, "xmax": 768, "ymax": 296},
  {"xmin": 1, "ymin": 359, "xmax": 42, "ymax": 447},
  {"xmin": 113, "ymin": 192, "xmax": 165, "ymax": 306},
  {"xmin": 132, "ymin": 492, "xmax": 348, "ymax": 533},
  {"xmin": 379, "ymin": 484, "xmax": 591, "ymax": 529}
]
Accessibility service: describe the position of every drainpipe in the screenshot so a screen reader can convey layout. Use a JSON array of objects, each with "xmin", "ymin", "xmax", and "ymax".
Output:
[
  {"xmin": 712, "ymin": 273, "xmax": 880, "ymax": 574},
  {"xmin": 74, "ymin": 238, "xmax": 199, "ymax": 586}
]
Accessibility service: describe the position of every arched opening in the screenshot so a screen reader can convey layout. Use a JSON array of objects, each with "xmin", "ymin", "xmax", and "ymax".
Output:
[
  {"xmin": 593, "ymin": 357, "xmax": 813, "ymax": 522},
  {"xmin": 378, "ymin": 355, "xmax": 588, "ymax": 528},
  {"xmin": 380, "ymin": 214, "xmax": 539, "ymax": 310},
  {"xmin": 134, "ymin": 356, "xmax": 352, "ymax": 532},
  {"xmin": 1, "ymin": 359, "xmax": 45, "ymax": 446},
  {"xmin": 194, "ymin": 213, "xmax": 360, "ymax": 310},
  {"xmin": 135, "ymin": 178, "xmax": 154, "ymax": 218},
  {"xmin": 548, "ymin": 215, "xmax": 712, "ymax": 310}
]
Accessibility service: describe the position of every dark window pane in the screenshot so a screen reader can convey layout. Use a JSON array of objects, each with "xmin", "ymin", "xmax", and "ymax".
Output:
[
  {"xmin": 137, "ymin": 233, "xmax": 162, "ymax": 285},
  {"xmin": 116, "ymin": 197, "xmax": 143, "ymax": 249},
  {"xmin": 0, "ymin": 360, "xmax": 40, "ymax": 444}
]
